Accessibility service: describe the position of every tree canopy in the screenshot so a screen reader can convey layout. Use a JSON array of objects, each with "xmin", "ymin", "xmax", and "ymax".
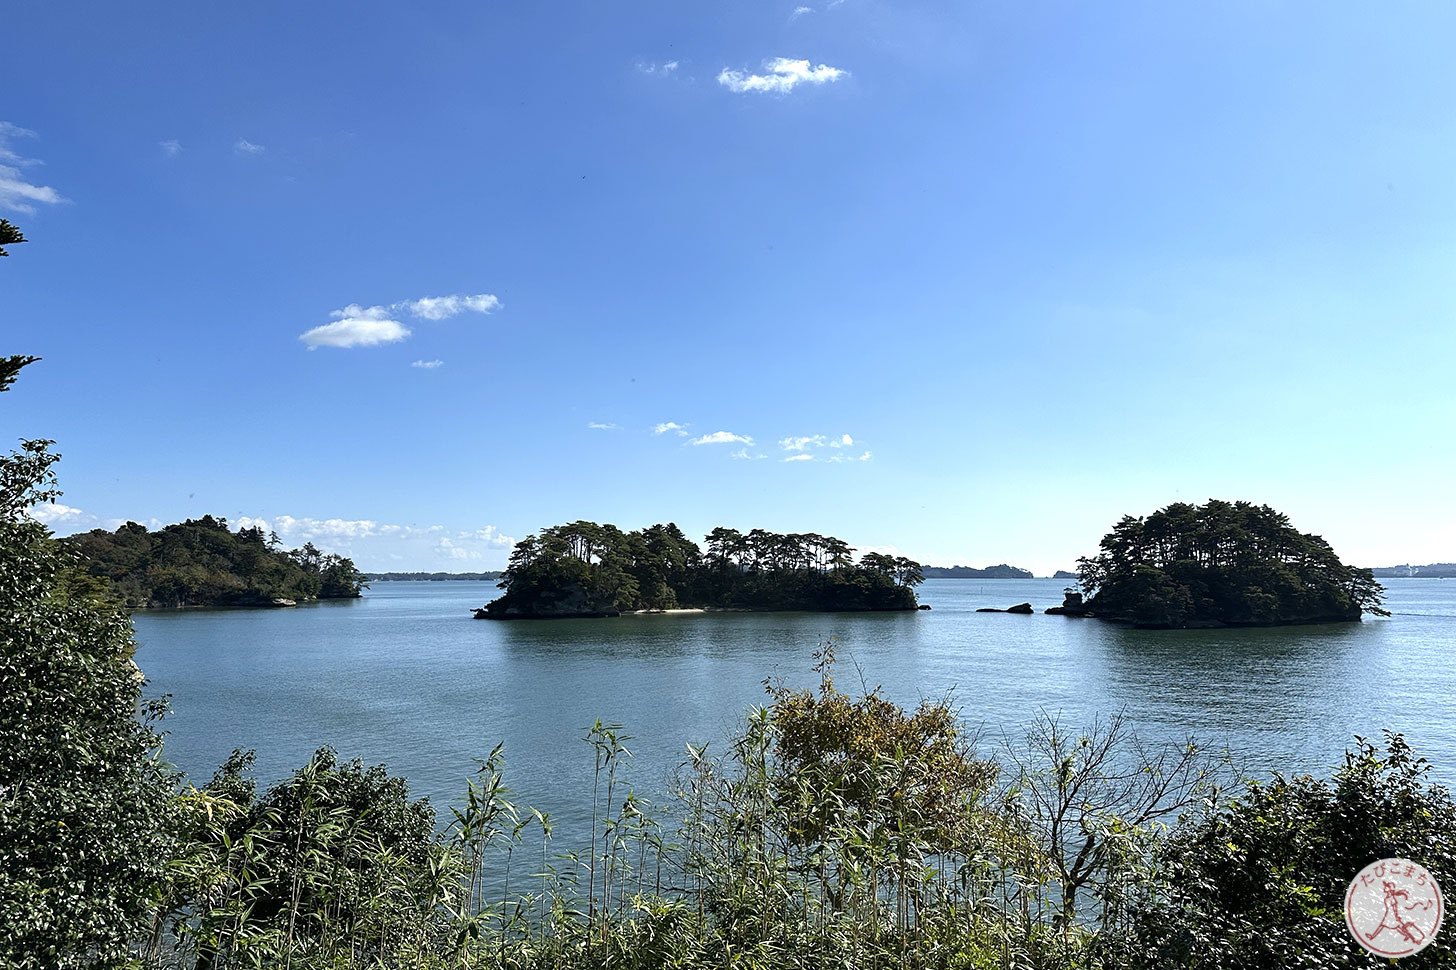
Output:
[
  {"xmin": 65, "ymin": 517, "xmax": 368, "ymax": 608},
  {"xmin": 484, "ymin": 521, "xmax": 924, "ymax": 617},
  {"xmin": 1076, "ymin": 499, "xmax": 1386, "ymax": 628}
]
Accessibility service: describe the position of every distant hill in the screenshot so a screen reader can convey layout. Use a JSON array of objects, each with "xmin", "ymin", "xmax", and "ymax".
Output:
[
  {"xmin": 1052, "ymin": 570, "xmax": 1078, "ymax": 580},
  {"xmin": 1370, "ymin": 563, "xmax": 1456, "ymax": 578},
  {"xmin": 367, "ymin": 571, "xmax": 503, "ymax": 582},
  {"xmin": 922, "ymin": 564, "xmax": 1034, "ymax": 580}
]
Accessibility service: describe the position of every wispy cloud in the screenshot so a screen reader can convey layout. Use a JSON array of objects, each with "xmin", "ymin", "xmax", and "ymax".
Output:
[
  {"xmin": 653, "ymin": 422, "xmax": 691, "ymax": 436},
  {"xmin": 638, "ymin": 60, "xmax": 680, "ymax": 75},
  {"xmin": 790, "ymin": 6, "xmax": 814, "ymax": 20},
  {"xmin": 0, "ymin": 122, "xmax": 66, "ymax": 215},
  {"xmin": 160, "ymin": 139, "xmax": 183, "ymax": 157},
  {"xmin": 717, "ymin": 58, "xmax": 846, "ymax": 95},
  {"xmin": 237, "ymin": 515, "xmax": 516, "ymax": 565},
  {"xmin": 400, "ymin": 293, "xmax": 500, "ymax": 320},
  {"xmin": 411, "ymin": 359, "xmax": 444, "ymax": 369},
  {"xmin": 731, "ymin": 448, "xmax": 767, "ymax": 460},
  {"xmin": 299, "ymin": 293, "xmax": 501, "ymax": 350},
  {"xmin": 780, "ymin": 433, "xmax": 855, "ymax": 452},
  {"xmin": 587, "ymin": 421, "xmax": 621, "ymax": 430},
  {"xmin": 434, "ymin": 527, "xmax": 517, "ymax": 561},
  {"xmin": 778, "ymin": 433, "xmax": 870, "ymax": 463},
  {"xmin": 691, "ymin": 431, "xmax": 754, "ymax": 446},
  {"xmin": 235, "ymin": 138, "xmax": 266, "ymax": 155}
]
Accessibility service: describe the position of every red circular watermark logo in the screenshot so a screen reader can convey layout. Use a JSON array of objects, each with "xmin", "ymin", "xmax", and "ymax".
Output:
[{"xmin": 1346, "ymin": 858, "xmax": 1443, "ymax": 958}]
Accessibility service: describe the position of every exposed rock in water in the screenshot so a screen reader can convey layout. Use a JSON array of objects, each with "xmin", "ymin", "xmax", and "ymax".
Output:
[
  {"xmin": 976, "ymin": 603, "xmax": 1034, "ymax": 614},
  {"xmin": 271, "ymin": 598, "xmax": 297, "ymax": 607}
]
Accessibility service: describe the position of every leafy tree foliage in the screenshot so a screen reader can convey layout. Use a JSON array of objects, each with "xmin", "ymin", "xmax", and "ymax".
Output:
[
  {"xmin": 1, "ymin": 393, "xmax": 174, "ymax": 965},
  {"xmin": 1, "ymin": 354, "xmax": 40, "ymax": 396},
  {"xmin": 64, "ymin": 518, "xmax": 368, "ymax": 608},
  {"xmin": 485, "ymin": 521, "xmax": 923, "ymax": 616},
  {"xmin": 767, "ymin": 646, "xmax": 996, "ymax": 858},
  {"xmin": 1076, "ymin": 499, "xmax": 1387, "ymax": 627},
  {"xmin": 0, "ymin": 217, "xmax": 24, "ymax": 257},
  {"xmin": 1116, "ymin": 733, "xmax": 1456, "ymax": 969},
  {"xmin": 152, "ymin": 748, "xmax": 456, "ymax": 968}
]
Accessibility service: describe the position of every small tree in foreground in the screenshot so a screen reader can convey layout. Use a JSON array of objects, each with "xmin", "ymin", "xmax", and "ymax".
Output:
[{"xmin": 0, "ymin": 363, "xmax": 175, "ymax": 968}]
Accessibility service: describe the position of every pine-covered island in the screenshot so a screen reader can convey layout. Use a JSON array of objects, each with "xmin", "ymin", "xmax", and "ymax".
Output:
[
  {"xmin": 478, "ymin": 522, "xmax": 926, "ymax": 619},
  {"xmin": 1058, "ymin": 499, "xmax": 1388, "ymax": 628},
  {"xmin": 64, "ymin": 516, "xmax": 367, "ymax": 608}
]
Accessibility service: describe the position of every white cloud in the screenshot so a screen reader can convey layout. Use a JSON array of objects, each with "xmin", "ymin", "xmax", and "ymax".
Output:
[
  {"xmin": 411, "ymin": 359, "xmax": 444, "ymax": 369},
  {"xmin": 462, "ymin": 526, "xmax": 516, "ymax": 548},
  {"xmin": 588, "ymin": 421, "xmax": 620, "ymax": 430},
  {"xmin": 234, "ymin": 515, "xmax": 515, "ymax": 551},
  {"xmin": 777, "ymin": 433, "xmax": 872, "ymax": 463},
  {"xmin": 435, "ymin": 537, "xmax": 471, "ymax": 560},
  {"xmin": 26, "ymin": 504, "xmax": 166, "ymax": 535},
  {"xmin": 26, "ymin": 502, "xmax": 88, "ymax": 525},
  {"xmin": 780, "ymin": 433, "xmax": 856, "ymax": 452},
  {"xmin": 400, "ymin": 293, "xmax": 500, "ymax": 320},
  {"xmin": 790, "ymin": 6, "xmax": 814, "ymax": 19},
  {"xmin": 235, "ymin": 138, "xmax": 266, "ymax": 155},
  {"xmin": 236, "ymin": 515, "xmax": 387, "ymax": 542},
  {"xmin": 160, "ymin": 139, "xmax": 182, "ymax": 157},
  {"xmin": 0, "ymin": 122, "xmax": 66, "ymax": 215},
  {"xmin": 436, "ymin": 527, "xmax": 516, "ymax": 561},
  {"xmin": 730, "ymin": 448, "xmax": 767, "ymax": 460},
  {"xmin": 298, "ymin": 294, "xmax": 499, "ymax": 350},
  {"xmin": 691, "ymin": 431, "xmax": 754, "ymax": 446},
  {"xmin": 654, "ymin": 422, "xmax": 690, "ymax": 436},
  {"xmin": 717, "ymin": 58, "xmax": 847, "ymax": 95},
  {"xmin": 300, "ymin": 315, "xmax": 411, "ymax": 350},
  {"xmin": 638, "ymin": 60, "xmax": 680, "ymax": 75},
  {"xmin": 237, "ymin": 515, "xmax": 514, "ymax": 570}
]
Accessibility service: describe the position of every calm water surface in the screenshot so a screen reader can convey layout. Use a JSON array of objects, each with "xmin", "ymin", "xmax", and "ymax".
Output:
[{"xmin": 135, "ymin": 578, "xmax": 1456, "ymax": 836}]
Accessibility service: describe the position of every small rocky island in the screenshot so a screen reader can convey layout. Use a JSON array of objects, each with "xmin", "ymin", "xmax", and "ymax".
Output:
[
  {"xmin": 65, "ymin": 516, "xmax": 367, "ymax": 609},
  {"xmin": 1053, "ymin": 499, "xmax": 1387, "ymax": 629},
  {"xmin": 477, "ymin": 522, "xmax": 924, "ymax": 619}
]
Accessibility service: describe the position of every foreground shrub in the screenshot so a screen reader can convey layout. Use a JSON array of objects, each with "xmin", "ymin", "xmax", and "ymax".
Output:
[{"xmin": 1117, "ymin": 732, "xmax": 1456, "ymax": 969}]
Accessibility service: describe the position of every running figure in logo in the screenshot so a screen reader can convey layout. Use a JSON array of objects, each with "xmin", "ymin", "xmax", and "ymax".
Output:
[
  {"xmin": 1346, "ymin": 859, "xmax": 1443, "ymax": 958},
  {"xmin": 1368, "ymin": 879, "xmax": 1434, "ymax": 947}
]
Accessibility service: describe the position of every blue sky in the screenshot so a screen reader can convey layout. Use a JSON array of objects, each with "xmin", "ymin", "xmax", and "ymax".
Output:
[{"xmin": 3, "ymin": 1, "xmax": 1454, "ymax": 574}]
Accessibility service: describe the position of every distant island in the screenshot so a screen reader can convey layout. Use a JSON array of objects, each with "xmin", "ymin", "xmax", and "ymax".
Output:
[
  {"xmin": 921, "ymin": 564, "xmax": 1033, "ymax": 579},
  {"xmin": 1063, "ymin": 499, "xmax": 1386, "ymax": 629},
  {"xmin": 1370, "ymin": 563, "xmax": 1456, "ymax": 578},
  {"xmin": 65, "ymin": 516, "xmax": 367, "ymax": 609},
  {"xmin": 480, "ymin": 522, "xmax": 923, "ymax": 619},
  {"xmin": 1052, "ymin": 569, "xmax": 1077, "ymax": 580},
  {"xmin": 368, "ymin": 571, "xmax": 503, "ymax": 582}
]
